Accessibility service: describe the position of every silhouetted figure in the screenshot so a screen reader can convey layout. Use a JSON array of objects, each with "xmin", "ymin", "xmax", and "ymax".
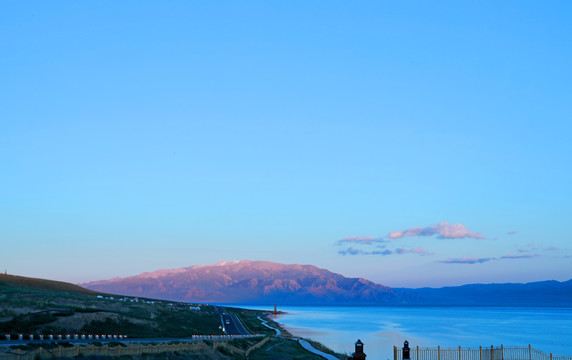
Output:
[{"xmin": 349, "ymin": 339, "xmax": 366, "ymax": 360}]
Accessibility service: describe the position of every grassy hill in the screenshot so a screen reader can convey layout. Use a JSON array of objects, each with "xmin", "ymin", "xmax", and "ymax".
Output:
[
  {"xmin": 0, "ymin": 274, "xmax": 99, "ymax": 296},
  {"xmin": 0, "ymin": 273, "xmax": 226, "ymax": 337},
  {"xmin": 0, "ymin": 273, "xmax": 345, "ymax": 359}
]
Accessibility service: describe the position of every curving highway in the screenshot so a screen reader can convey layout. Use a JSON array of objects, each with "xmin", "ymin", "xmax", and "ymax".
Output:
[{"xmin": 217, "ymin": 306, "xmax": 250, "ymax": 336}]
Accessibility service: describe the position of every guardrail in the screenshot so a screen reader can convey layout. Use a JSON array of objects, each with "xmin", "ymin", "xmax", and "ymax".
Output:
[
  {"xmin": 0, "ymin": 334, "xmax": 263, "ymax": 360},
  {"xmin": 5, "ymin": 334, "xmax": 126, "ymax": 341},
  {"xmin": 0, "ymin": 342, "xmax": 207, "ymax": 360},
  {"xmin": 394, "ymin": 345, "xmax": 572, "ymax": 360}
]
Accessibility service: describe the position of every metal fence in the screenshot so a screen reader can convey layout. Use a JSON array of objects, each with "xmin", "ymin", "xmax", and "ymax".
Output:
[
  {"xmin": 0, "ymin": 342, "xmax": 207, "ymax": 360},
  {"xmin": 0, "ymin": 335, "xmax": 264, "ymax": 360},
  {"xmin": 394, "ymin": 345, "xmax": 572, "ymax": 360}
]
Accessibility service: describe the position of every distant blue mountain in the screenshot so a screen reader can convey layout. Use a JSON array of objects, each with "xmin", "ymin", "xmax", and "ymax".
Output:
[{"xmin": 396, "ymin": 279, "xmax": 572, "ymax": 306}]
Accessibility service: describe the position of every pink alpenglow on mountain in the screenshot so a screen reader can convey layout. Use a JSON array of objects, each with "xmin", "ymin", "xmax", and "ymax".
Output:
[{"xmin": 81, "ymin": 260, "xmax": 400, "ymax": 304}]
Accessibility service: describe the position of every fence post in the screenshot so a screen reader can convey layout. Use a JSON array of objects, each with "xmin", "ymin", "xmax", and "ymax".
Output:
[
  {"xmin": 438, "ymin": 346, "xmax": 441, "ymax": 360},
  {"xmin": 417, "ymin": 345, "xmax": 419, "ymax": 360},
  {"xmin": 501, "ymin": 344, "xmax": 504, "ymax": 360},
  {"xmin": 460, "ymin": 346, "xmax": 462, "ymax": 360},
  {"xmin": 550, "ymin": 354, "xmax": 552, "ymax": 360},
  {"xmin": 394, "ymin": 346, "xmax": 397, "ymax": 360},
  {"xmin": 480, "ymin": 346, "xmax": 482, "ymax": 360},
  {"xmin": 529, "ymin": 345, "xmax": 532, "ymax": 360}
]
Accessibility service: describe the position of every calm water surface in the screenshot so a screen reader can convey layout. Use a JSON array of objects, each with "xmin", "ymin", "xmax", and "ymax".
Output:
[{"xmin": 244, "ymin": 306, "xmax": 572, "ymax": 360}]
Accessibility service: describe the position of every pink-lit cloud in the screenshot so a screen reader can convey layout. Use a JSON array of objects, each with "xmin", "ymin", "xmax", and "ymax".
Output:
[
  {"xmin": 387, "ymin": 222, "xmax": 484, "ymax": 240},
  {"xmin": 437, "ymin": 257, "xmax": 494, "ymax": 264},
  {"xmin": 336, "ymin": 236, "xmax": 386, "ymax": 245},
  {"xmin": 410, "ymin": 247, "xmax": 434, "ymax": 255},
  {"xmin": 501, "ymin": 254, "xmax": 540, "ymax": 259}
]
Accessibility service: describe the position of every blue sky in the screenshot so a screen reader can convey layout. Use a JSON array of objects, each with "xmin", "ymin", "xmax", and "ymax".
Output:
[{"xmin": 1, "ymin": 1, "xmax": 571, "ymax": 287}]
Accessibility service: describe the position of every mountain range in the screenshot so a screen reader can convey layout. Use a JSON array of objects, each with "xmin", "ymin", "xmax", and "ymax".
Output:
[{"xmin": 81, "ymin": 260, "xmax": 572, "ymax": 306}]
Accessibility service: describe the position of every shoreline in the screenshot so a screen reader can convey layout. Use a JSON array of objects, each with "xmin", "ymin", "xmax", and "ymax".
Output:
[{"xmin": 255, "ymin": 309, "xmax": 345, "ymax": 359}]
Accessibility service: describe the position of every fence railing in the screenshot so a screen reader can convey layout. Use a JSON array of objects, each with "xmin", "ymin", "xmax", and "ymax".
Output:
[
  {"xmin": 0, "ymin": 335, "xmax": 264, "ymax": 360},
  {"xmin": 0, "ymin": 342, "xmax": 207, "ymax": 360},
  {"xmin": 394, "ymin": 345, "xmax": 572, "ymax": 360}
]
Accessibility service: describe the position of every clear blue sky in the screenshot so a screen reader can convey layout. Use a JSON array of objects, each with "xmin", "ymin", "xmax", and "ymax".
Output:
[{"xmin": 1, "ymin": 1, "xmax": 571, "ymax": 287}]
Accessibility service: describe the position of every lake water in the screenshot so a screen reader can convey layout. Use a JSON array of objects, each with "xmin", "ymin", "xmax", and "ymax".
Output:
[{"xmin": 243, "ymin": 306, "xmax": 572, "ymax": 360}]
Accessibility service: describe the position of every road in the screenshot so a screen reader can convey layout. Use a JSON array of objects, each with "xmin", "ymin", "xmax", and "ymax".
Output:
[
  {"xmin": 217, "ymin": 306, "xmax": 250, "ymax": 336},
  {"xmin": 1, "ymin": 306, "xmax": 253, "ymax": 348}
]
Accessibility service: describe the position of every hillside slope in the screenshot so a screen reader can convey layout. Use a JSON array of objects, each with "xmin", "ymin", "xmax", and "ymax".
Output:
[
  {"xmin": 0, "ymin": 274, "xmax": 224, "ymax": 337},
  {"xmin": 0, "ymin": 273, "xmax": 98, "ymax": 296}
]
